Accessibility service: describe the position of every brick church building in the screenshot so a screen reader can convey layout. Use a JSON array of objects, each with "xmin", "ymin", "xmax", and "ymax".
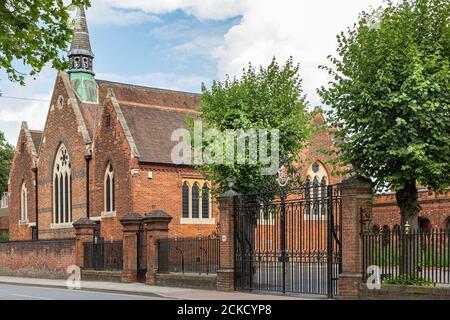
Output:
[
  {"xmin": 7, "ymin": 7, "xmax": 449, "ymax": 243},
  {"xmin": 8, "ymin": 7, "xmax": 217, "ymax": 242}
]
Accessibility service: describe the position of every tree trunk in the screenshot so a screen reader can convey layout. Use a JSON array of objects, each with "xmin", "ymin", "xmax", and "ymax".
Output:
[{"xmin": 396, "ymin": 180, "xmax": 421, "ymax": 277}]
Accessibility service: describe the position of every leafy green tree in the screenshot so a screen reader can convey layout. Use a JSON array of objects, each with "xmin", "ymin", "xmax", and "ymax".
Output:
[
  {"xmin": 0, "ymin": 0, "xmax": 91, "ymax": 84},
  {"xmin": 319, "ymin": 0, "xmax": 449, "ymax": 231},
  {"xmin": 0, "ymin": 131, "xmax": 14, "ymax": 193},
  {"xmin": 194, "ymin": 58, "xmax": 312, "ymax": 195}
]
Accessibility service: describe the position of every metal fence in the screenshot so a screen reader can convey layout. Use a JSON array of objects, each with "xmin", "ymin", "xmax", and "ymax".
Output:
[
  {"xmin": 157, "ymin": 237, "xmax": 220, "ymax": 275},
  {"xmin": 234, "ymin": 185, "xmax": 342, "ymax": 298},
  {"xmin": 83, "ymin": 240, "xmax": 123, "ymax": 271},
  {"xmin": 362, "ymin": 227, "xmax": 450, "ymax": 285}
]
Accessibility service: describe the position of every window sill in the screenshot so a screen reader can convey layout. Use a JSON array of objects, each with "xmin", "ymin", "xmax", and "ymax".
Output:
[
  {"xmin": 90, "ymin": 216, "xmax": 102, "ymax": 221},
  {"xmin": 101, "ymin": 211, "xmax": 117, "ymax": 218},
  {"xmin": 19, "ymin": 219, "xmax": 29, "ymax": 226},
  {"xmin": 50, "ymin": 222, "xmax": 73, "ymax": 229},
  {"xmin": 28, "ymin": 222, "xmax": 36, "ymax": 227},
  {"xmin": 180, "ymin": 218, "xmax": 215, "ymax": 225}
]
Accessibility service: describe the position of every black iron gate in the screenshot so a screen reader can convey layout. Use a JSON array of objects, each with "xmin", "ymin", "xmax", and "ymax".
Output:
[
  {"xmin": 234, "ymin": 184, "xmax": 342, "ymax": 298},
  {"xmin": 83, "ymin": 239, "xmax": 123, "ymax": 271},
  {"xmin": 137, "ymin": 222, "xmax": 147, "ymax": 283}
]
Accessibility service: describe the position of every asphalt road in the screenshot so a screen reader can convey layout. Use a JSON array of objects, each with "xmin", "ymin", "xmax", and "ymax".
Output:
[{"xmin": 0, "ymin": 283, "xmax": 168, "ymax": 300}]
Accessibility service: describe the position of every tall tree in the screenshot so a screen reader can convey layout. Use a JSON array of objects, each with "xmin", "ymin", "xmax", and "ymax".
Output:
[
  {"xmin": 0, "ymin": 0, "xmax": 90, "ymax": 84},
  {"xmin": 319, "ymin": 0, "xmax": 449, "ymax": 231},
  {"xmin": 194, "ymin": 58, "xmax": 312, "ymax": 195},
  {"xmin": 0, "ymin": 131, "xmax": 14, "ymax": 193}
]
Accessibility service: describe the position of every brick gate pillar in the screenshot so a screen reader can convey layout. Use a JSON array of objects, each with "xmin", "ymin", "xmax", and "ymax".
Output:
[
  {"xmin": 73, "ymin": 218, "xmax": 96, "ymax": 268},
  {"xmin": 143, "ymin": 210, "xmax": 172, "ymax": 285},
  {"xmin": 217, "ymin": 179, "xmax": 239, "ymax": 292},
  {"xmin": 119, "ymin": 212, "xmax": 142, "ymax": 283},
  {"xmin": 338, "ymin": 175, "xmax": 373, "ymax": 298}
]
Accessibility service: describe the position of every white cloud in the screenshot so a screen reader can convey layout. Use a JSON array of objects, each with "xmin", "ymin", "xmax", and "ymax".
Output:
[
  {"xmin": 96, "ymin": 0, "xmax": 387, "ymax": 107},
  {"xmin": 0, "ymin": 68, "xmax": 55, "ymax": 145},
  {"xmin": 85, "ymin": 0, "xmax": 161, "ymax": 26},
  {"xmin": 0, "ymin": 1, "xmax": 391, "ymax": 145},
  {"xmin": 101, "ymin": 0, "xmax": 248, "ymax": 20},
  {"xmin": 213, "ymin": 0, "xmax": 386, "ymax": 107}
]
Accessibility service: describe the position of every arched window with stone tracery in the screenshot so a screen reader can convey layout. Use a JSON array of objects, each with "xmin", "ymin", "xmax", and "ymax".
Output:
[
  {"xmin": 305, "ymin": 161, "xmax": 329, "ymax": 220},
  {"xmin": 104, "ymin": 163, "xmax": 115, "ymax": 213},
  {"xmin": 53, "ymin": 144, "xmax": 72, "ymax": 225}
]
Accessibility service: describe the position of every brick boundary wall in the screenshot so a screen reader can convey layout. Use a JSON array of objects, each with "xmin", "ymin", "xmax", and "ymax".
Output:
[{"xmin": 0, "ymin": 238, "xmax": 76, "ymax": 279}]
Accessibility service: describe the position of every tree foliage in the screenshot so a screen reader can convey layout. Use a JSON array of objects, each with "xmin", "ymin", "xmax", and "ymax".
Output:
[
  {"xmin": 0, "ymin": 0, "xmax": 91, "ymax": 84},
  {"xmin": 0, "ymin": 131, "xmax": 14, "ymax": 193},
  {"xmin": 194, "ymin": 58, "xmax": 312, "ymax": 195},
  {"xmin": 319, "ymin": 0, "xmax": 449, "ymax": 196}
]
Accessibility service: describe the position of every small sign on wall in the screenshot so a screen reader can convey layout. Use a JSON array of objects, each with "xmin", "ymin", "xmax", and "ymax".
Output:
[{"xmin": 221, "ymin": 235, "xmax": 227, "ymax": 242}]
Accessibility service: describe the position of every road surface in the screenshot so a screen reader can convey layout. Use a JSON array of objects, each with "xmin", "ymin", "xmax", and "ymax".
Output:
[{"xmin": 0, "ymin": 283, "xmax": 169, "ymax": 300}]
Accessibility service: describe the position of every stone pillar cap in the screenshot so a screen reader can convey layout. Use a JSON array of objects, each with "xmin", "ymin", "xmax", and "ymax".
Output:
[
  {"xmin": 119, "ymin": 212, "xmax": 143, "ymax": 224},
  {"xmin": 340, "ymin": 175, "xmax": 373, "ymax": 187},
  {"xmin": 218, "ymin": 189, "xmax": 240, "ymax": 199},
  {"xmin": 144, "ymin": 210, "xmax": 172, "ymax": 219},
  {"xmin": 73, "ymin": 217, "xmax": 96, "ymax": 227}
]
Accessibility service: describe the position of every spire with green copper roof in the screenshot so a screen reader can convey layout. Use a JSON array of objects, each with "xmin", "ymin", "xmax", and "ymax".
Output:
[{"xmin": 68, "ymin": 6, "xmax": 97, "ymax": 103}]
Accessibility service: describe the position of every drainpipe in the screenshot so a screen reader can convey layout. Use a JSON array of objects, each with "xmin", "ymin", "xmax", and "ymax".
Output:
[
  {"xmin": 85, "ymin": 154, "xmax": 92, "ymax": 219},
  {"xmin": 32, "ymin": 167, "xmax": 38, "ymax": 240}
]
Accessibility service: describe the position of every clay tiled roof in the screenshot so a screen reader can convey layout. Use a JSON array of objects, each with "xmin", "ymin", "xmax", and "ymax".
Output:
[
  {"xmin": 97, "ymin": 80, "xmax": 200, "ymax": 111},
  {"xmin": 120, "ymin": 104, "xmax": 199, "ymax": 164},
  {"xmin": 94, "ymin": 80, "xmax": 201, "ymax": 164},
  {"xmin": 29, "ymin": 130, "xmax": 43, "ymax": 152}
]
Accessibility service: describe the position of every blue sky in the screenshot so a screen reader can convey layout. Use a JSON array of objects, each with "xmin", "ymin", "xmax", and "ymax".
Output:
[{"xmin": 0, "ymin": 0, "xmax": 386, "ymax": 146}]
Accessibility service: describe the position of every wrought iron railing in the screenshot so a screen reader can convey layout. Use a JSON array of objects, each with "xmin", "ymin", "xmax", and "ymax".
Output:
[
  {"xmin": 83, "ymin": 240, "xmax": 123, "ymax": 271},
  {"xmin": 157, "ymin": 237, "xmax": 220, "ymax": 275},
  {"xmin": 362, "ymin": 227, "xmax": 450, "ymax": 285}
]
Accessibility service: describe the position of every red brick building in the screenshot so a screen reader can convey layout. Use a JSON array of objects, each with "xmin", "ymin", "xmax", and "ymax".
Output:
[
  {"xmin": 8, "ymin": 7, "xmax": 218, "ymax": 242},
  {"xmin": 8, "ymin": 7, "xmax": 449, "ymax": 245}
]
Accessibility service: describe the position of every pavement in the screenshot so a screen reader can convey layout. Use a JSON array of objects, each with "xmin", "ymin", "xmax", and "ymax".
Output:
[
  {"xmin": 0, "ymin": 276, "xmax": 319, "ymax": 300},
  {"xmin": 0, "ymin": 283, "xmax": 158, "ymax": 300}
]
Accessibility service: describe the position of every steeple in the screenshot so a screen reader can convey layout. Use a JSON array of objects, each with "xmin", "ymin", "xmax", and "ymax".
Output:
[
  {"xmin": 68, "ymin": 6, "xmax": 97, "ymax": 103},
  {"xmin": 68, "ymin": 6, "xmax": 94, "ymax": 76}
]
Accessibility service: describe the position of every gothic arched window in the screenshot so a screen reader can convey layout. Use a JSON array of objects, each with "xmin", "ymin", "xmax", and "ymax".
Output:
[
  {"xmin": 21, "ymin": 182, "xmax": 28, "ymax": 222},
  {"xmin": 182, "ymin": 182, "xmax": 190, "ymax": 218},
  {"xmin": 192, "ymin": 183, "xmax": 199, "ymax": 219},
  {"xmin": 104, "ymin": 163, "xmax": 115, "ymax": 213},
  {"xmin": 305, "ymin": 161, "xmax": 329, "ymax": 220},
  {"xmin": 313, "ymin": 176, "xmax": 319, "ymax": 216},
  {"xmin": 306, "ymin": 176, "xmax": 311, "ymax": 216},
  {"xmin": 202, "ymin": 183, "xmax": 210, "ymax": 219},
  {"xmin": 181, "ymin": 180, "xmax": 212, "ymax": 223},
  {"xmin": 321, "ymin": 177, "xmax": 328, "ymax": 217},
  {"xmin": 53, "ymin": 144, "xmax": 72, "ymax": 225}
]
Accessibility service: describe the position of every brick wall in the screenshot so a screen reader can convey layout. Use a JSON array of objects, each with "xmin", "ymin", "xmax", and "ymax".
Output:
[
  {"xmin": 132, "ymin": 165, "xmax": 219, "ymax": 238},
  {"xmin": 91, "ymin": 99, "xmax": 134, "ymax": 240},
  {"xmin": 0, "ymin": 208, "xmax": 9, "ymax": 234},
  {"xmin": 373, "ymin": 191, "xmax": 450, "ymax": 229},
  {"xmin": 9, "ymin": 128, "xmax": 36, "ymax": 241},
  {"xmin": 36, "ymin": 74, "xmax": 91, "ymax": 239},
  {"xmin": 0, "ymin": 238, "xmax": 76, "ymax": 278}
]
